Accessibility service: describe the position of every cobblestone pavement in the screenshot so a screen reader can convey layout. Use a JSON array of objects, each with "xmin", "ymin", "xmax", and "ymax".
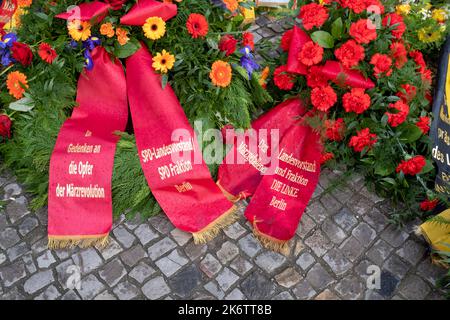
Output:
[
  {"xmin": 0, "ymin": 15, "xmax": 447, "ymax": 300},
  {"xmin": 0, "ymin": 168, "xmax": 446, "ymax": 300}
]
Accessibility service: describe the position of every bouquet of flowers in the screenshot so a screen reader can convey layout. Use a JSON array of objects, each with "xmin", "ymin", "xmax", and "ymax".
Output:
[
  {"xmin": 0, "ymin": 0, "xmax": 271, "ymax": 218},
  {"xmin": 268, "ymin": 0, "xmax": 441, "ymax": 223}
]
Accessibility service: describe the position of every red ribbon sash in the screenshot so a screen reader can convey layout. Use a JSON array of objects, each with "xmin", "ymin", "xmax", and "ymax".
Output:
[
  {"xmin": 244, "ymin": 121, "xmax": 322, "ymax": 253},
  {"xmin": 48, "ymin": 47, "xmax": 128, "ymax": 247},
  {"xmin": 217, "ymin": 99, "xmax": 306, "ymax": 200},
  {"xmin": 0, "ymin": 0, "xmax": 17, "ymax": 29},
  {"xmin": 126, "ymin": 46, "xmax": 236, "ymax": 242}
]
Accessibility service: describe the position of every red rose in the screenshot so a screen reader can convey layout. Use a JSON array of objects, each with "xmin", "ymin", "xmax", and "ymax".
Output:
[
  {"xmin": 386, "ymin": 100, "xmax": 409, "ymax": 127},
  {"xmin": 342, "ymin": 88, "xmax": 371, "ymax": 114},
  {"xmin": 382, "ymin": 13, "xmax": 405, "ymax": 39},
  {"xmin": 280, "ymin": 29, "xmax": 294, "ymax": 52},
  {"xmin": 390, "ymin": 42, "xmax": 407, "ymax": 69},
  {"xmin": 11, "ymin": 42, "xmax": 33, "ymax": 66},
  {"xmin": 104, "ymin": 0, "xmax": 126, "ymax": 10},
  {"xmin": 298, "ymin": 41, "xmax": 323, "ymax": 66},
  {"xmin": 420, "ymin": 198, "xmax": 438, "ymax": 211},
  {"xmin": 396, "ymin": 84, "xmax": 416, "ymax": 103},
  {"xmin": 349, "ymin": 128, "xmax": 377, "ymax": 152},
  {"xmin": 325, "ymin": 118, "xmax": 345, "ymax": 141},
  {"xmin": 349, "ymin": 19, "xmax": 377, "ymax": 44},
  {"xmin": 416, "ymin": 116, "xmax": 430, "ymax": 134},
  {"xmin": 298, "ymin": 3, "xmax": 329, "ymax": 30},
  {"xmin": 0, "ymin": 114, "xmax": 12, "ymax": 138},
  {"xmin": 311, "ymin": 85, "xmax": 337, "ymax": 112},
  {"xmin": 335, "ymin": 40, "xmax": 365, "ymax": 69},
  {"xmin": 242, "ymin": 32, "xmax": 254, "ymax": 51},
  {"xmin": 306, "ymin": 66, "xmax": 328, "ymax": 88},
  {"xmin": 340, "ymin": 0, "xmax": 367, "ymax": 14},
  {"xmin": 370, "ymin": 53, "xmax": 392, "ymax": 77},
  {"xmin": 273, "ymin": 65, "xmax": 295, "ymax": 90},
  {"xmin": 396, "ymin": 155, "xmax": 426, "ymax": 176},
  {"xmin": 320, "ymin": 152, "xmax": 334, "ymax": 165},
  {"xmin": 219, "ymin": 35, "xmax": 237, "ymax": 56}
]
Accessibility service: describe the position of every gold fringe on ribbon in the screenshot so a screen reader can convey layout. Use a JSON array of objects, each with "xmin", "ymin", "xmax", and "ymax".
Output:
[
  {"xmin": 193, "ymin": 205, "xmax": 239, "ymax": 244},
  {"xmin": 253, "ymin": 221, "xmax": 291, "ymax": 256},
  {"xmin": 48, "ymin": 234, "xmax": 109, "ymax": 250},
  {"xmin": 216, "ymin": 180, "xmax": 242, "ymax": 203}
]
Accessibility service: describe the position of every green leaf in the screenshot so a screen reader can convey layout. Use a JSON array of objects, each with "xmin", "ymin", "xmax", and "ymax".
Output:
[
  {"xmin": 161, "ymin": 74, "xmax": 168, "ymax": 89},
  {"xmin": 311, "ymin": 31, "xmax": 334, "ymax": 48},
  {"xmin": 374, "ymin": 161, "xmax": 395, "ymax": 176},
  {"xmin": 113, "ymin": 39, "xmax": 141, "ymax": 59},
  {"xmin": 421, "ymin": 160, "xmax": 434, "ymax": 174},
  {"xmin": 9, "ymin": 97, "xmax": 34, "ymax": 112},
  {"xmin": 399, "ymin": 124, "xmax": 423, "ymax": 143},
  {"xmin": 331, "ymin": 18, "xmax": 343, "ymax": 39}
]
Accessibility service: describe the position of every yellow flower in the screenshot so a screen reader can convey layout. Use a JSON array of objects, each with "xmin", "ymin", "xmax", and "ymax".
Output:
[
  {"xmin": 418, "ymin": 27, "xmax": 442, "ymax": 43},
  {"xmin": 116, "ymin": 27, "xmax": 129, "ymax": 46},
  {"xmin": 432, "ymin": 9, "xmax": 447, "ymax": 23},
  {"xmin": 152, "ymin": 50, "xmax": 175, "ymax": 73},
  {"xmin": 143, "ymin": 17, "xmax": 166, "ymax": 40},
  {"xmin": 68, "ymin": 20, "xmax": 92, "ymax": 41},
  {"xmin": 259, "ymin": 66, "xmax": 270, "ymax": 88},
  {"xmin": 395, "ymin": 4, "xmax": 411, "ymax": 15},
  {"xmin": 100, "ymin": 23, "xmax": 115, "ymax": 38}
]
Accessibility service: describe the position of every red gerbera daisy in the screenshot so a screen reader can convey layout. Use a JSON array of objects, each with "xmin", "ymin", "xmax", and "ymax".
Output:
[
  {"xmin": 186, "ymin": 13, "xmax": 209, "ymax": 39},
  {"xmin": 38, "ymin": 43, "xmax": 57, "ymax": 64}
]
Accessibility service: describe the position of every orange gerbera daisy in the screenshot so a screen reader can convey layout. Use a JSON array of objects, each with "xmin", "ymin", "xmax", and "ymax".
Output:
[
  {"xmin": 186, "ymin": 13, "xmax": 209, "ymax": 39},
  {"xmin": 210, "ymin": 60, "xmax": 232, "ymax": 88},
  {"xmin": 116, "ymin": 27, "xmax": 129, "ymax": 45},
  {"xmin": 223, "ymin": 0, "xmax": 239, "ymax": 12},
  {"xmin": 18, "ymin": 0, "xmax": 32, "ymax": 7},
  {"xmin": 6, "ymin": 71, "xmax": 29, "ymax": 99}
]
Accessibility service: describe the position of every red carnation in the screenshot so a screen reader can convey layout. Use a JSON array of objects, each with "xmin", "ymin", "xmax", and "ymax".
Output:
[
  {"xmin": 11, "ymin": 42, "xmax": 33, "ymax": 67},
  {"xmin": 298, "ymin": 41, "xmax": 323, "ymax": 66},
  {"xmin": 396, "ymin": 155, "xmax": 426, "ymax": 176},
  {"xmin": 0, "ymin": 114, "xmax": 12, "ymax": 138},
  {"xmin": 242, "ymin": 32, "xmax": 254, "ymax": 51},
  {"xmin": 382, "ymin": 13, "xmax": 405, "ymax": 39},
  {"xmin": 386, "ymin": 100, "xmax": 409, "ymax": 127},
  {"xmin": 281, "ymin": 29, "xmax": 294, "ymax": 52},
  {"xmin": 349, "ymin": 128, "xmax": 377, "ymax": 152},
  {"xmin": 273, "ymin": 65, "xmax": 295, "ymax": 90},
  {"xmin": 421, "ymin": 69, "xmax": 432, "ymax": 84},
  {"xmin": 349, "ymin": 19, "xmax": 377, "ymax": 44},
  {"xmin": 298, "ymin": 3, "xmax": 329, "ymax": 30},
  {"xmin": 416, "ymin": 116, "xmax": 430, "ymax": 134},
  {"xmin": 409, "ymin": 50, "xmax": 426, "ymax": 73},
  {"xmin": 311, "ymin": 85, "xmax": 337, "ymax": 112},
  {"xmin": 370, "ymin": 53, "xmax": 392, "ymax": 77},
  {"xmin": 38, "ymin": 43, "xmax": 57, "ymax": 64},
  {"xmin": 325, "ymin": 118, "xmax": 345, "ymax": 141},
  {"xmin": 104, "ymin": 0, "xmax": 126, "ymax": 10},
  {"xmin": 420, "ymin": 198, "xmax": 438, "ymax": 211},
  {"xmin": 390, "ymin": 42, "xmax": 407, "ymax": 69},
  {"xmin": 396, "ymin": 84, "xmax": 417, "ymax": 103},
  {"xmin": 340, "ymin": 0, "xmax": 367, "ymax": 14},
  {"xmin": 342, "ymin": 88, "xmax": 371, "ymax": 114},
  {"xmin": 219, "ymin": 35, "xmax": 237, "ymax": 56},
  {"xmin": 365, "ymin": 0, "xmax": 385, "ymax": 14},
  {"xmin": 335, "ymin": 40, "xmax": 365, "ymax": 69},
  {"xmin": 306, "ymin": 66, "xmax": 328, "ymax": 88},
  {"xmin": 320, "ymin": 152, "xmax": 334, "ymax": 165}
]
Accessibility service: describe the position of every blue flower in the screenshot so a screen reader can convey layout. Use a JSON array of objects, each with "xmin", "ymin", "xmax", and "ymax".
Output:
[
  {"xmin": 84, "ymin": 50, "xmax": 94, "ymax": 71},
  {"xmin": 83, "ymin": 36, "xmax": 101, "ymax": 51},
  {"xmin": 239, "ymin": 46, "xmax": 259, "ymax": 79},
  {"xmin": 2, "ymin": 33, "xmax": 17, "ymax": 47},
  {"xmin": 1, "ymin": 51, "xmax": 13, "ymax": 66},
  {"xmin": 69, "ymin": 40, "xmax": 78, "ymax": 49}
]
